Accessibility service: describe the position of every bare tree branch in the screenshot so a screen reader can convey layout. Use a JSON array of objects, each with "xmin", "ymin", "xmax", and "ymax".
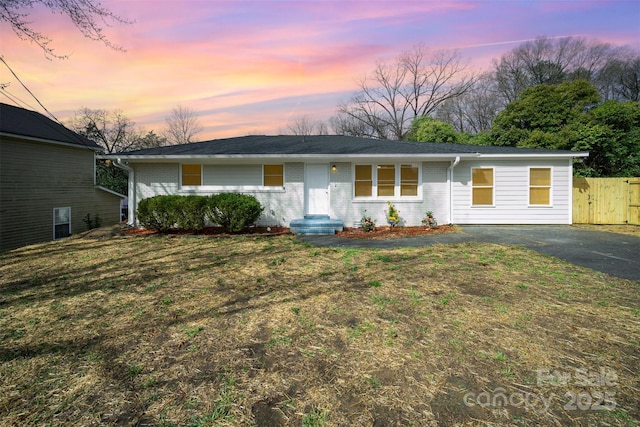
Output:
[
  {"xmin": 0, "ymin": 0, "xmax": 130, "ymax": 59},
  {"xmin": 337, "ymin": 44, "xmax": 475, "ymax": 140},
  {"xmin": 283, "ymin": 114, "xmax": 328, "ymax": 136},
  {"xmin": 164, "ymin": 105, "xmax": 204, "ymax": 145},
  {"xmin": 67, "ymin": 108, "xmax": 145, "ymax": 153}
]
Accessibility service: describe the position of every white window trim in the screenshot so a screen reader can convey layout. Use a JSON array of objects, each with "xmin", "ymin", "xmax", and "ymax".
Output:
[
  {"xmin": 180, "ymin": 163, "xmax": 202, "ymax": 187},
  {"xmin": 53, "ymin": 207, "xmax": 71, "ymax": 240},
  {"xmin": 470, "ymin": 166, "xmax": 495, "ymax": 208},
  {"xmin": 180, "ymin": 163, "xmax": 285, "ymax": 191},
  {"xmin": 262, "ymin": 163, "xmax": 285, "ymax": 188},
  {"xmin": 352, "ymin": 163, "xmax": 422, "ymax": 200},
  {"xmin": 528, "ymin": 166, "xmax": 554, "ymax": 207}
]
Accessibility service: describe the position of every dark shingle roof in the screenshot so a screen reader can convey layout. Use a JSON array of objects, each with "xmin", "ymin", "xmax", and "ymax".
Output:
[
  {"xmin": 0, "ymin": 103, "xmax": 100, "ymax": 150},
  {"xmin": 119, "ymin": 135, "xmax": 582, "ymax": 157}
]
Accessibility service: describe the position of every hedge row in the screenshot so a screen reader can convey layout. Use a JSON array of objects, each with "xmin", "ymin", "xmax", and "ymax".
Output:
[{"xmin": 137, "ymin": 194, "xmax": 264, "ymax": 233}]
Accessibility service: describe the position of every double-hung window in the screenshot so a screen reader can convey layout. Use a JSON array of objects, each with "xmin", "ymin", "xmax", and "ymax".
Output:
[
  {"xmin": 355, "ymin": 165, "xmax": 373, "ymax": 197},
  {"xmin": 529, "ymin": 167, "xmax": 552, "ymax": 205},
  {"xmin": 377, "ymin": 164, "xmax": 395, "ymax": 197},
  {"xmin": 181, "ymin": 164, "xmax": 202, "ymax": 186},
  {"xmin": 53, "ymin": 207, "xmax": 71, "ymax": 239},
  {"xmin": 400, "ymin": 164, "xmax": 419, "ymax": 196},
  {"xmin": 471, "ymin": 167, "xmax": 494, "ymax": 206},
  {"xmin": 354, "ymin": 163, "xmax": 420, "ymax": 198},
  {"xmin": 263, "ymin": 164, "xmax": 284, "ymax": 187}
]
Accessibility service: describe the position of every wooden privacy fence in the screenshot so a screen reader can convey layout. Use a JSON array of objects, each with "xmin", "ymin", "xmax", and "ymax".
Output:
[{"xmin": 573, "ymin": 177, "xmax": 640, "ymax": 224}]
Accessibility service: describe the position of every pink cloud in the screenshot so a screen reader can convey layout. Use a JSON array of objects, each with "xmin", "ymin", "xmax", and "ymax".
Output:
[{"xmin": 1, "ymin": 0, "xmax": 638, "ymax": 141}]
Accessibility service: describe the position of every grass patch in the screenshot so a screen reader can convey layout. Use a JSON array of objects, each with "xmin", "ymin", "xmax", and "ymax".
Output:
[{"xmin": 0, "ymin": 234, "xmax": 638, "ymax": 426}]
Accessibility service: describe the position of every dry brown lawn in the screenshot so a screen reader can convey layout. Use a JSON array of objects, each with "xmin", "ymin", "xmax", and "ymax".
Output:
[
  {"xmin": 1, "ymin": 231, "xmax": 638, "ymax": 426},
  {"xmin": 573, "ymin": 224, "xmax": 640, "ymax": 237}
]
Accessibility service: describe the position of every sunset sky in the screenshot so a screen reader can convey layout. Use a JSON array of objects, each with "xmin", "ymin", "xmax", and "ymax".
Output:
[{"xmin": 1, "ymin": 0, "xmax": 639, "ymax": 140}]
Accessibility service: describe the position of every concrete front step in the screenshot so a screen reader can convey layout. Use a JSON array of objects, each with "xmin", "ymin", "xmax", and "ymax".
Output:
[{"xmin": 290, "ymin": 215, "xmax": 343, "ymax": 235}]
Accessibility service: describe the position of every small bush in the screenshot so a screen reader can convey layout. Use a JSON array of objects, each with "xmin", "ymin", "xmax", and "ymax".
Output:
[
  {"xmin": 174, "ymin": 195, "xmax": 208, "ymax": 232},
  {"xmin": 137, "ymin": 195, "xmax": 182, "ymax": 232},
  {"xmin": 206, "ymin": 193, "xmax": 264, "ymax": 233}
]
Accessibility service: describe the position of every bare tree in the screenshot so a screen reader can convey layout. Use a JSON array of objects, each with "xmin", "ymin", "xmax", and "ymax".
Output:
[
  {"xmin": 336, "ymin": 44, "xmax": 475, "ymax": 140},
  {"xmin": 0, "ymin": 0, "xmax": 129, "ymax": 58},
  {"xmin": 493, "ymin": 36, "xmax": 624, "ymax": 103},
  {"xmin": 164, "ymin": 105, "xmax": 204, "ymax": 145},
  {"xmin": 67, "ymin": 107, "xmax": 163, "ymax": 195},
  {"xmin": 597, "ymin": 50, "xmax": 640, "ymax": 102},
  {"xmin": 435, "ymin": 71, "xmax": 503, "ymax": 133},
  {"xmin": 283, "ymin": 114, "xmax": 328, "ymax": 136},
  {"xmin": 68, "ymin": 108, "xmax": 144, "ymax": 153},
  {"xmin": 329, "ymin": 111, "xmax": 371, "ymax": 137}
]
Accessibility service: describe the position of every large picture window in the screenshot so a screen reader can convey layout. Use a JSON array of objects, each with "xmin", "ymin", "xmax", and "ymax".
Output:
[
  {"xmin": 354, "ymin": 163, "xmax": 420, "ymax": 199},
  {"xmin": 472, "ymin": 167, "xmax": 494, "ymax": 206},
  {"xmin": 529, "ymin": 167, "xmax": 552, "ymax": 205}
]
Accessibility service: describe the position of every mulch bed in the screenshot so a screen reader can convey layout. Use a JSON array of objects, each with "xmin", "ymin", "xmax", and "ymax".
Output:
[
  {"xmin": 120, "ymin": 226, "xmax": 290, "ymax": 236},
  {"xmin": 119, "ymin": 225, "xmax": 457, "ymax": 239},
  {"xmin": 336, "ymin": 224, "xmax": 456, "ymax": 239}
]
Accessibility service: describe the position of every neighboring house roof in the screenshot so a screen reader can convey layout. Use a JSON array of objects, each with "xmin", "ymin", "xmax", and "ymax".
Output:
[
  {"xmin": 0, "ymin": 102, "xmax": 101, "ymax": 150},
  {"xmin": 112, "ymin": 135, "xmax": 588, "ymax": 159}
]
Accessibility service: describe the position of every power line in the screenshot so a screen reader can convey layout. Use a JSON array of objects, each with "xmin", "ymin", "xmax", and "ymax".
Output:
[
  {"xmin": 0, "ymin": 55, "xmax": 60, "ymax": 123},
  {"xmin": 0, "ymin": 86, "xmax": 39, "ymax": 111}
]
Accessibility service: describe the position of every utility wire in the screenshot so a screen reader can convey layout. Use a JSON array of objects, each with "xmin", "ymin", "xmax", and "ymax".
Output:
[
  {"xmin": 0, "ymin": 55, "xmax": 60, "ymax": 123},
  {"xmin": 0, "ymin": 86, "xmax": 39, "ymax": 111}
]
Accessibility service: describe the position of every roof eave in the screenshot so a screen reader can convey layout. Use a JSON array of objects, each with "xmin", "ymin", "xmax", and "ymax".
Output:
[
  {"xmin": 99, "ymin": 151, "xmax": 588, "ymax": 161},
  {"xmin": 98, "ymin": 153, "xmax": 482, "ymax": 161},
  {"xmin": 477, "ymin": 151, "xmax": 590, "ymax": 158},
  {"xmin": 1, "ymin": 131, "xmax": 102, "ymax": 151}
]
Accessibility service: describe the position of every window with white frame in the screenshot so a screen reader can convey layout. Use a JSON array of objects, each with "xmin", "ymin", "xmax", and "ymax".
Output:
[
  {"xmin": 263, "ymin": 164, "xmax": 284, "ymax": 186},
  {"xmin": 353, "ymin": 163, "xmax": 420, "ymax": 198},
  {"xmin": 471, "ymin": 167, "xmax": 494, "ymax": 206},
  {"xmin": 53, "ymin": 207, "xmax": 71, "ymax": 239},
  {"xmin": 529, "ymin": 167, "xmax": 552, "ymax": 205},
  {"xmin": 354, "ymin": 165, "xmax": 373, "ymax": 197},
  {"xmin": 180, "ymin": 164, "xmax": 283, "ymax": 188},
  {"xmin": 181, "ymin": 164, "xmax": 202, "ymax": 186}
]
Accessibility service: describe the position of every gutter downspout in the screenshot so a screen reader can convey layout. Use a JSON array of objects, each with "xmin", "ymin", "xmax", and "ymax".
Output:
[
  {"xmin": 448, "ymin": 156, "xmax": 460, "ymax": 224},
  {"xmin": 114, "ymin": 159, "xmax": 136, "ymax": 227}
]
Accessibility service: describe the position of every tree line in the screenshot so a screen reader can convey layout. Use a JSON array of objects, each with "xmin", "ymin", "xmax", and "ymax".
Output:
[
  {"xmin": 300, "ymin": 38, "xmax": 639, "ymax": 178},
  {"xmin": 3, "ymin": 2, "xmax": 638, "ymax": 181}
]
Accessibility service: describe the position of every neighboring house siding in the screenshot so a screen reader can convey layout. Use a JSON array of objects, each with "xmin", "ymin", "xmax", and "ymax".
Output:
[
  {"xmin": 0, "ymin": 138, "xmax": 122, "ymax": 252},
  {"xmin": 451, "ymin": 159, "xmax": 572, "ymax": 224}
]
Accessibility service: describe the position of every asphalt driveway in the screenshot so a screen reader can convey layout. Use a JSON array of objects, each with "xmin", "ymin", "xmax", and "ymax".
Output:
[{"xmin": 298, "ymin": 226, "xmax": 640, "ymax": 283}]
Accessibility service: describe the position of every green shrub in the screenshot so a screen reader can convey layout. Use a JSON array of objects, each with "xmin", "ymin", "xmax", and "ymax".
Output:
[
  {"xmin": 206, "ymin": 193, "xmax": 264, "ymax": 233},
  {"xmin": 137, "ymin": 195, "xmax": 182, "ymax": 232},
  {"xmin": 174, "ymin": 195, "xmax": 207, "ymax": 232}
]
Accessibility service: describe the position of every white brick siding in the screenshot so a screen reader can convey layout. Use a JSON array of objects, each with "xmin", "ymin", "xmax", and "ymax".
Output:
[{"xmin": 129, "ymin": 158, "xmax": 574, "ymax": 228}]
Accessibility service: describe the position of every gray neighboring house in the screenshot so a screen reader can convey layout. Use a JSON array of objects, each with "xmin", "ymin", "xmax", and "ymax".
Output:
[
  {"xmin": 0, "ymin": 103, "xmax": 124, "ymax": 252},
  {"xmin": 106, "ymin": 135, "xmax": 588, "ymax": 233}
]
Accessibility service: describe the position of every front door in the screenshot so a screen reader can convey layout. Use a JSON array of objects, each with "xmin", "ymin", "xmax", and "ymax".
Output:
[{"xmin": 305, "ymin": 164, "xmax": 330, "ymax": 215}]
